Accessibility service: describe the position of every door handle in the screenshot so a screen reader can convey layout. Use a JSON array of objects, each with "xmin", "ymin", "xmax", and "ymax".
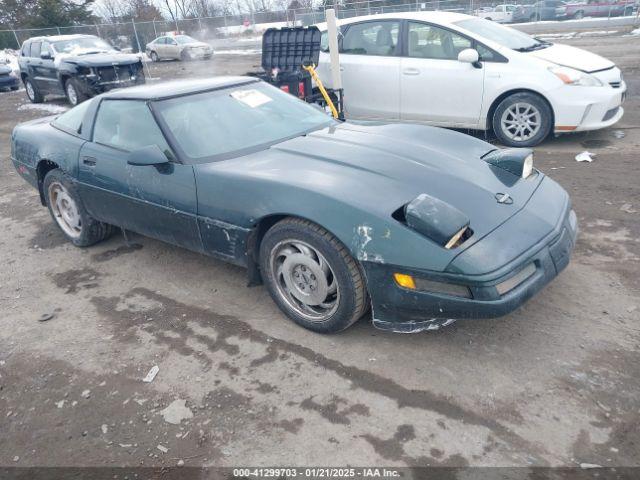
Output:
[
  {"xmin": 402, "ymin": 68, "xmax": 420, "ymax": 76},
  {"xmin": 82, "ymin": 156, "xmax": 97, "ymax": 166}
]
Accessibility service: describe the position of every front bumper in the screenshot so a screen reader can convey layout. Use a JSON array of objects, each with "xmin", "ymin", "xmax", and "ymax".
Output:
[
  {"xmin": 551, "ymin": 79, "xmax": 626, "ymax": 132},
  {"xmin": 75, "ymin": 64, "xmax": 145, "ymax": 96},
  {"xmin": 363, "ymin": 203, "xmax": 578, "ymax": 333},
  {"xmin": 0, "ymin": 75, "xmax": 19, "ymax": 89}
]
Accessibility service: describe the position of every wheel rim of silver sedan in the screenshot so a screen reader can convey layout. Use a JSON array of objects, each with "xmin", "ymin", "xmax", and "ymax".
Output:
[
  {"xmin": 501, "ymin": 103, "xmax": 541, "ymax": 142},
  {"xmin": 26, "ymin": 81, "xmax": 35, "ymax": 100},
  {"xmin": 48, "ymin": 182, "xmax": 82, "ymax": 238},
  {"xmin": 66, "ymin": 83, "xmax": 78, "ymax": 105},
  {"xmin": 270, "ymin": 240, "xmax": 340, "ymax": 322}
]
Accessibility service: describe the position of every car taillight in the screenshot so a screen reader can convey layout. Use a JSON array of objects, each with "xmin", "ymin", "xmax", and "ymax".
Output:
[
  {"xmin": 280, "ymin": 85, "xmax": 289, "ymax": 93},
  {"xmin": 298, "ymin": 81, "xmax": 305, "ymax": 98}
]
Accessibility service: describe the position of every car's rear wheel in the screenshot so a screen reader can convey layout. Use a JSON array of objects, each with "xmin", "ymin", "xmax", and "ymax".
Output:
[
  {"xmin": 24, "ymin": 78, "xmax": 43, "ymax": 103},
  {"xmin": 260, "ymin": 218, "xmax": 368, "ymax": 333},
  {"xmin": 492, "ymin": 92, "xmax": 552, "ymax": 147},
  {"xmin": 623, "ymin": 6, "xmax": 633, "ymax": 15},
  {"xmin": 530, "ymin": 13, "xmax": 540, "ymax": 21},
  {"xmin": 44, "ymin": 169, "xmax": 113, "ymax": 247},
  {"xmin": 65, "ymin": 78, "xmax": 88, "ymax": 106},
  {"xmin": 150, "ymin": 51, "xmax": 159, "ymax": 62},
  {"xmin": 573, "ymin": 10, "xmax": 584, "ymax": 18}
]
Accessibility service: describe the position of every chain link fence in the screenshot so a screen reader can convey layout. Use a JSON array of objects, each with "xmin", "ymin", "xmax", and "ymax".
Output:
[{"xmin": 1, "ymin": 0, "xmax": 638, "ymax": 51}]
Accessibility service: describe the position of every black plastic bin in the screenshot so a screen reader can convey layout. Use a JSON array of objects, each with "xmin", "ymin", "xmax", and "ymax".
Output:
[{"xmin": 257, "ymin": 26, "xmax": 322, "ymax": 101}]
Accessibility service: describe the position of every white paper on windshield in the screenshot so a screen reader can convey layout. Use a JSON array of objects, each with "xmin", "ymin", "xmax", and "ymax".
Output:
[{"xmin": 230, "ymin": 89, "xmax": 272, "ymax": 108}]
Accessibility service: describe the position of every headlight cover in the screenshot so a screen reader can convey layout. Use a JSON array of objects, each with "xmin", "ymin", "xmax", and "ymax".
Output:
[
  {"xmin": 550, "ymin": 66, "xmax": 603, "ymax": 87},
  {"xmin": 403, "ymin": 194, "xmax": 471, "ymax": 249},
  {"xmin": 483, "ymin": 148, "xmax": 535, "ymax": 179}
]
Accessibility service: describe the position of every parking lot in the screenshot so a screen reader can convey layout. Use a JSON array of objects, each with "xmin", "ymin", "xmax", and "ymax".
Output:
[{"xmin": 0, "ymin": 30, "xmax": 638, "ymax": 469}]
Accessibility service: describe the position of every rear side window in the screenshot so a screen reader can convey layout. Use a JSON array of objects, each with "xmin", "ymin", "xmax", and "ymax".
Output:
[
  {"xmin": 342, "ymin": 21, "xmax": 400, "ymax": 56},
  {"xmin": 21, "ymin": 41, "xmax": 31, "ymax": 57},
  {"xmin": 407, "ymin": 22, "xmax": 472, "ymax": 60},
  {"xmin": 93, "ymin": 100, "xmax": 173, "ymax": 158},
  {"xmin": 53, "ymin": 100, "xmax": 92, "ymax": 134},
  {"xmin": 31, "ymin": 41, "xmax": 42, "ymax": 58}
]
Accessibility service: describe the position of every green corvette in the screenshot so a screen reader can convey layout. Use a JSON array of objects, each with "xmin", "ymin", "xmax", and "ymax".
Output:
[{"xmin": 11, "ymin": 77, "xmax": 577, "ymax": 333}]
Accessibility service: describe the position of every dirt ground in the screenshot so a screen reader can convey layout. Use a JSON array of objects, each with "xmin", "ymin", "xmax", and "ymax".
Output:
[{"xmin": 0, "ymin": 31, "xmax": 638, "ymax": 470}]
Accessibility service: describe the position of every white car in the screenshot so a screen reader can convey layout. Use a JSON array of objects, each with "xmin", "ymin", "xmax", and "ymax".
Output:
[
  {"xmin": 145, "ymin": 35, "xmax": 213, "ymax": 62},
  {"xmin": 316, "ymin": 12, "xmax": 626, "ymax": 147},
  {"xmin": 476, "ymin": 4, "xmax": 517, "ymax": 23}
]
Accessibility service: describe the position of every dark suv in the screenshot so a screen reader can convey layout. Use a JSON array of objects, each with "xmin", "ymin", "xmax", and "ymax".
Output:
[{"xmin": 18, "ymin": 34, "xmax": 145, "ymax": 106}]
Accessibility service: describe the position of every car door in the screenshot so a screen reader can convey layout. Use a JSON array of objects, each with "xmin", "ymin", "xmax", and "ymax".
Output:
[
  {"xmin": 399, "ymin": 21, "xmax": 485, "ymax": 127},
  {"xmin": 38, "ymin": 41, "xmax": 62, "ymax": 94},
  {"xmin": 166, "ymin": 37, "xmax": 180, "ymax": 59},
  {"xmin": 77, "ymin": 99, "xmax": 203, "ymax": 252},
  {"xmin": 28, "ymin": 41, "xmax": 48, "ymax": 92},
  {"xmin": 156, "ymin": 37, "xmax": 171, "ymax": 59},
  {"xmin": 338, "ymin": 19, "xmax": 401, "ymax": 120}
]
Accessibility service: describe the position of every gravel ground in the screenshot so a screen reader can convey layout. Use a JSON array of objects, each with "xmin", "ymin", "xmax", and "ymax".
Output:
[{"xmin": 0, "ymin": 32, "xmax": 638, "ymax": 470}]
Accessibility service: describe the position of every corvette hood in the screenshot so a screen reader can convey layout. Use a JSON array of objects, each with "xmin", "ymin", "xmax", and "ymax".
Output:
[
  {"xmin": 526, "ymin": 43, "xmax": 614, "ymax": 73},
  {"xmin": 237, "ymin": 123, "xmax": 544, "ymax": 245},
  {"xmin": 60, "ymin": 52, "xmax": 142, "ymax": 67}
]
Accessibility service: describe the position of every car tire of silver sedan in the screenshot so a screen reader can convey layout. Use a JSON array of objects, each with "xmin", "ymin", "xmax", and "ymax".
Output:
[
  {"xmin": 44, "ymin": 169, "xmax": 113, "ymax": 247},
  {"xmin": 150, "ymin": 51, "xmax": 159, "ymax": 62},
  {"xmin": 260, "ymin": 218, "xmax": 369, "ymax": 334},
  {"xmin": 492, "ymin": 92, "xmax": 553, "ymax": 148}
]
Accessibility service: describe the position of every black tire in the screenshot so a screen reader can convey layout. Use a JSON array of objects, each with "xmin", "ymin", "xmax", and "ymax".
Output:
[
  {"xmin": 181, "ymin": 49, "xmax": 192, "ymax": 61},
  {"xmin": 43, "ymin": 169, "xmax": 113, "ymax": 247},
  {"xmin": 260, "ymin": 218, "xmax": 368, "ymax": 334},
  {"xmin": 10, "ymin": 85, "xmax": 19, "ymax": 91},
  {"xmin": 64, "ymin": 78, "xmax": 88, "ymax": 106},
  {"xmin": 492, "ymin": 92, "xmax": 553, "ymax": 147},
  {"xmin": 573, "ymin": 10, "xmax": 584, "ymax": 19},
  {"xmin": 24, "ymin": 78, "xmax": 44, "ymax": 103},
  {"xmin": 623, "ymin": 6, "xmax": 633, "ymax": 16},
  {"xmin": 530, "ymin": 13, "xmax": 540, "ymax": 21},
  {"xmin": 150, "ymin": 51, "xmax": 159, "ymax": 62}
]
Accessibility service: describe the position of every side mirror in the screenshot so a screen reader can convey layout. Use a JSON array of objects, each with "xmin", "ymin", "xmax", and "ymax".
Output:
[
  {"xmin": 458, "ymin": 48, "xmax": 482, "ymax": 69},
  {"xmin": 458, "ymin": 48, "xmax": 479, "ymax": 64},
  {"xmin": 127, "ymin": 145, "xmax": 170, "ymax": 166},
  {"xmin": 40, "ymin": 51, "xmax": 52, "ymax": 60}
]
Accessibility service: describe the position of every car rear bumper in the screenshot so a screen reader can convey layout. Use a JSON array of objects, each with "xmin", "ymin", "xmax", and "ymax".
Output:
[{"xmin": 362, "ymin": 202, "xmax": 578, "ymax": 333}]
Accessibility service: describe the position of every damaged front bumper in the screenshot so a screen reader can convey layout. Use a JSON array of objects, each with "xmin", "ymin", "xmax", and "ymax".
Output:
[
  {"xmin": 362, "ymin": 203, "xmax": 578, "ymax": 333},
  {"xmin": 75, "ymin": 63, "xmax": 145, "ymax": 96}
]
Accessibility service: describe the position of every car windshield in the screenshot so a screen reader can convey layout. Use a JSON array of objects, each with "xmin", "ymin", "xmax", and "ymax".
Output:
[
  {"xmin": 454, "ymin": 18, "xmax": 550, "ymax": 52},
  {"xmin": 175, "ymin": 35, "xmax": 198, "ymax": 44},
  {"xmin": 153, "ymin": 81, "xmax": 336, "ymax": 162},
  {"xmin": 52, "ymin": 37, "xmax": 113, "ymax": 55}
]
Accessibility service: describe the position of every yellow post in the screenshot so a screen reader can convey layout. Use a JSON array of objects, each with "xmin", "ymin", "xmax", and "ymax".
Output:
[{"xmin": 302, "ymin": 64, "xmax": 339, "ymax": 120}]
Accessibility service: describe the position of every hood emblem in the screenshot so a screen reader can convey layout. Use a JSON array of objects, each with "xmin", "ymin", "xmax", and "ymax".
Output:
[{"xmin": 495, "ymin": 193, "xmax": 514, "ymax": 205}]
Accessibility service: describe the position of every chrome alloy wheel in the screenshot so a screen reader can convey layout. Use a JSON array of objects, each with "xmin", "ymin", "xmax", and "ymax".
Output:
[
  {"xmin": 66, "ymin": 82, "xmax": 78, "ymax": 105},
  {"xmin": 48, "ymin": 181, "xmax": 82, "ymax": 238},
  {"xmin": 269, "ymin": 240, "xmax": 340, "ymax": 322},
  {"xmin": 500, "ymin": 102, "xmax": 541, "ymax": 142},
  {"xmin": 25, "ymin": 81, "xmax": 35, "ymax": 101}
]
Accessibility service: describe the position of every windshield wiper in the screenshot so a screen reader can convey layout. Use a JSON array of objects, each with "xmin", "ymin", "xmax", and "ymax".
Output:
[{"xmin": 514, "ymin": 42, "xmax": 551, "ymax": 52}]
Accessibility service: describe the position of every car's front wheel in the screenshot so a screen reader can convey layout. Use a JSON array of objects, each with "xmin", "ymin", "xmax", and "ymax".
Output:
[
  {"xmin": 65, "ymin": 79, "xmax": 88, "ymax": 106},
  {"xmin": 260, "ymin": 218, "xmax": 368, "ymax": 333},
  {"xmin": 492, "ymin": 92, "xmax": 553, "ymax": 147},
  {"xmin": 24, "ymin": 78, "xmax": 44, "ymax": 103},
  {"xmin": 150, "ymin": 51, "xmax": 159, "ymax": 62},
  {"xmin": 44, "ymin": 169, "xmax": 113, "ymax": 247},
  {"xmin": 181, "ymin": 50, "xmax": 192, "ymax": 61}
]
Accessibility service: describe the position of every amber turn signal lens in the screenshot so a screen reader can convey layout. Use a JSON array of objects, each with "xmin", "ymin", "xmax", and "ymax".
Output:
[{"xmin": 393, "ymin": 273, "xmax": 416, "ymax": 290}]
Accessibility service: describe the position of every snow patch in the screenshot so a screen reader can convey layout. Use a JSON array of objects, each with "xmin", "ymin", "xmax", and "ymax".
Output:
[
  {"xmin": 17, "ymin": 103, "xmax": 68, "ymax": 114},
  {"xmin": 214, "ymin": 49, "xmax": 261, "ymax": 55},
  {"xmin": 0, "ymin": 49, "xmax": 20, "ymax": 73}
]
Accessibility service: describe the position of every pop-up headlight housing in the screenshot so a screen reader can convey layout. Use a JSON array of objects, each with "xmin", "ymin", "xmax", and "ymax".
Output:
[
  {"xmin": 483, "ymin": 148, "xmax": 535, "ymax": 179},
  {"xmin": 403, "ymin": 194, "xmax": 471, "ymax": 249}
]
